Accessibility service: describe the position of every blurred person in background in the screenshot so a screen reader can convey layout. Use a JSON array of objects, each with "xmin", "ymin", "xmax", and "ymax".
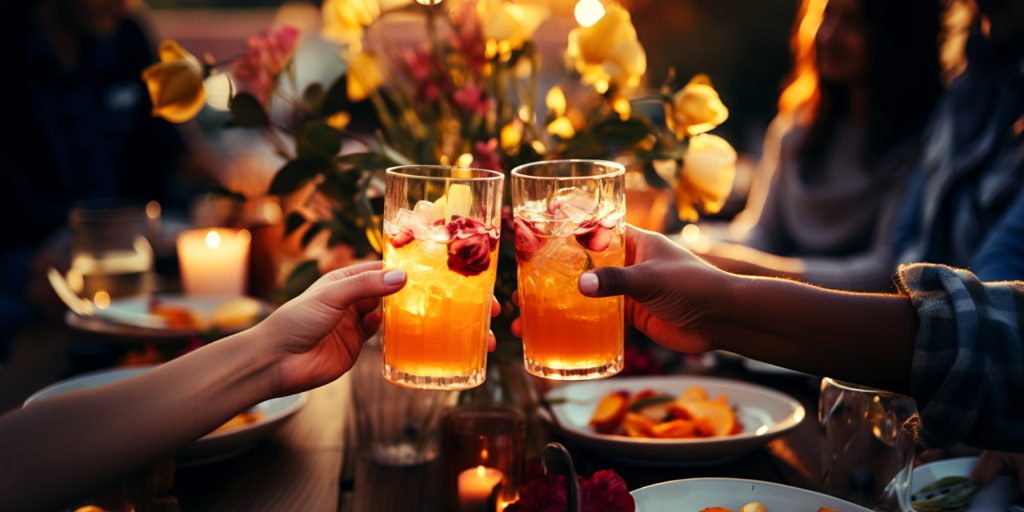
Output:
[
  {"xmin": 890, "ymin": 0, "xmax": 1024, "ymax": 283},
  {"xmin": 696, "ymin": 0, "xmax": 944, "ymax": 292},
  {"xmin": 0, "ymin": 0, "xmax": 202, "ymax": 357}
]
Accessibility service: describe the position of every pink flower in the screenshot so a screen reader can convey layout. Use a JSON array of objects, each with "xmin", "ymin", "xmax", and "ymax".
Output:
[
  {"xmin": 402, "ymin": 48, "xmax": 449, "ymax": 103},
  {"xmin": 514, "ymin": 218, "xmax": 545, "ymax": 263},
  {"xmin": 232, "ymin": 26, "xmax": 301, "ymax": 104},
  {"xmin": 573, "ymin": 219, "xmax": 613, "ymax": 252},
  {"xmin": 452, "ymin": 84, "xmax": 488, "ymax": 117},
  {"xmin": 579, "ymin": 470, "xmax": 635, "ymax": 512},
  {"xmin": 446, "ymin": 217, "xmax": 498, "ymax": 277},
  {"xmin": 471, "ymin": 138, "xmax": 503, "ymax": 173}
]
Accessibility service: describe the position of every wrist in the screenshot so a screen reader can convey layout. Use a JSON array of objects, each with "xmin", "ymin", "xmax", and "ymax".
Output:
[
  {"xmin": 221, "ymin": 325, "xmax": 283, "ymax": 401},
  {"xmin": 707, "ymin": 270, "xmax": 745, "ymax": 350}
]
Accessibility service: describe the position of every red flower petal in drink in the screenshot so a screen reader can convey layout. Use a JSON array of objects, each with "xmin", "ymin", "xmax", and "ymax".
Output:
[
  {"xmin": 445, "ymin": 217, "xmax": 496, "ymax": 277},
  {"xmin": 389, "ymin": 227, "xmax": 415, "ymax": 249},
  {"xmin": 574, "ymin": 219, "xmax": 613, "ymax": 252},
  {"xmin": 514, "ymin": 218, "xmax": 545, "ymax": 262}
]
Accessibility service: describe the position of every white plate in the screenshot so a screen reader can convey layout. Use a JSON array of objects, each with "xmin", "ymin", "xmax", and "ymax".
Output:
[
  {"xmin": 632, "ymin": 478, "xmax": 873, "ymax": 511},
  {"xmin": 23, "ymin": 366, "xmax": 306, "ymax": 466},
  {"xmin": 542, "ymin": 375, "xmax": 805, "ymax": 466},
  {"xmin": 911, "ymin": 457, "xmax": 1019, "ymax": 511},
  {"xmin": 66, "ymin": 294, "xmax": 271, "ymax": 340}
]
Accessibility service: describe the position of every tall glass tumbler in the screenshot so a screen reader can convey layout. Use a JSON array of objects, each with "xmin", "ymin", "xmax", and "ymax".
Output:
[
  {"xmin": 819, "ymin": 377, "xmax": 917, "ymax": 511},
  {"xmin": 383, "ymin": 166, "xmax": 505, "ymax": 390},
  {"xmin": 511, "ymin": 160, "xmax": 626, "ymax": 380}
]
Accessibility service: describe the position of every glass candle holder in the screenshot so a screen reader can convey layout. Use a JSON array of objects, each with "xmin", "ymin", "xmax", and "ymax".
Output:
[{"xmin": 442, "ymin": 405, "xmax": 526, "ymax": 512}]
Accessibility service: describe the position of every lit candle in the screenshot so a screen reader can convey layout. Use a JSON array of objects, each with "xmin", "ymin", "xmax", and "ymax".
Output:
[
  {"xmin": 177, "ymin": 228, "xmax": 251, "ymax": 295},
  {"xmin": 457, "ymin": 465, "xmax": 504, "ymax": 512}
]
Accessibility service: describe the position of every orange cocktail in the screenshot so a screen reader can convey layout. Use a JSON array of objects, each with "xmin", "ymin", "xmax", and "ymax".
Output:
[
  {"xmin": 511, "ymin": 160, "xmax": 626, "ymax": 380},
  {"xmin": 382, "ymin": 166, "xmax": 504, "ymax": 390}
]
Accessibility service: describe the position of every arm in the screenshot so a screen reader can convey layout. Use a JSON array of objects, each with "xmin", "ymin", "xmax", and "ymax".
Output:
[
  {"xmin": 572, "ymin": 227, "xmax": 1024, "ymax": 450},
  {"xmin": 0, "ymin": 262, "xmax": 406, "ymax": 511}
]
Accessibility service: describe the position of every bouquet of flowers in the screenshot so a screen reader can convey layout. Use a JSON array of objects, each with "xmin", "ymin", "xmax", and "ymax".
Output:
[{"xmin": 140, "ymin": 0, "xmax": 736, "ymax": 304}]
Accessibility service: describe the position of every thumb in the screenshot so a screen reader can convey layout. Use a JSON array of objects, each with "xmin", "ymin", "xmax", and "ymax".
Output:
[
  {"xmin": 579, "ymin": 266, "xmax": 649, "ymax": 299},
  {"xmin": 316, "ymin": 269, "xmax": 407, "ymax": 309}
]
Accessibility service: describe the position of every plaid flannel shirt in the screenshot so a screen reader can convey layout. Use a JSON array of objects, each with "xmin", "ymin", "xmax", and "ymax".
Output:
[{"xmin": 896, "ymin": 263, "xmax": 1024, "ymax": 450}]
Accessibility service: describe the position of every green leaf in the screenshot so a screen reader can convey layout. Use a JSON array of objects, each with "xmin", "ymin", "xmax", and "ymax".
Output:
[
  {"xmin": 284, "ymin": 211, "xmax": 307, "ymax": 235},
  {"xmin": 297, "ymin": 120, "xmax": 343, "ymax": 166},
  {"xmin": 336, "ymin": 152, "xmax": 404, "ymax": 171},
  {"xmin": 321, "ymin": 75, "xmax": 348, "ymax": 116},
  {"xmin": 227, "ymin": 93, "xmax": 268, "ymax": 127},
  {"xmin": 642, "ymin": 159, "xmax": 673, "ymax": 189},
  {"xmin": 279, "ymin": 259, "xmax": 321, "ymax": 302},
  {"xmin": 269, "ymin": 159, "xmax": 318, "ymax": 196},
  {"xmin": 301, "ymin": 221, "xmax": 326, "ymax": 247},
  {"xmin": 302, "ymin": 82, "xmax": 325, "ymax": 115},
  {"xmin": 565, "ymin": 115, "xmax": 655, "ymax": 158}
]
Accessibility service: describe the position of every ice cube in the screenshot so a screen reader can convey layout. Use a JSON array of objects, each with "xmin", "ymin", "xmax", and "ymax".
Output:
[
  {"xmin": 390, "ymin": 208, "xmax": 416, "ymax": 234},
  {"xmin": 551, "ymin": 186, "xmax": 598, "ymax": 224},
  {"xmin": 535, "ymin": 237, "xmax": 590, "ymax": 277}
]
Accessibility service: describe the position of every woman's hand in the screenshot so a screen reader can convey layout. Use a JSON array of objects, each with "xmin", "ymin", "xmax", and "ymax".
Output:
[
  {"xmin": 255, "ymin": 261, "xmax": 406, "ymax": 395},
  {"xmin": 512, "ymin": 226, "xmax": 736, "ymax": 353}
]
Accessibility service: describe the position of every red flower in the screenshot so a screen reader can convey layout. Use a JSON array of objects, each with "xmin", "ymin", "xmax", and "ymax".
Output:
[
  {"xmin": 388, "ymin": 226, "xmax": 414, "ymax": 249},
  {"xmin": 446, "ymin": 217, "xmax": 498, "ymax": 277},
  {"xmin": 471, "ymin": 138, "xmax": 503, "ymax": 173},
  {"xmin": 452, "ymin": 84, "xmax": 489, "ymax": 117},
  {"xmin": 573, "ymin": 219, "xmax": 613, "ymax": 252},
  {"xmin": 506, "ymin": 463, "xmax": 634, "ymax": 512},
  {"xmin": 514, "ymin": 218, "xmax": 545, "ymax": 262},
  {"xmin": 231, "ymin": 26, "xmax": 300, "ymax": 104}
]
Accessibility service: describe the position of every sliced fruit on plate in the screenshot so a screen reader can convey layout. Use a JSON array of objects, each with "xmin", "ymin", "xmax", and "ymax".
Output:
[
  {"xmin": 589, "ymin": 390, "xmax": 629, "ymax": 434},
  {"xmin": 677, "ymin": 399, "xmax": 736, "ymax": 437},
  {"xmin": 622, "ymin": 412, "xmax": 657, "ymax": 438},
  {"xmin": 650, "ymin": 418, "xmax": 695, "ymax": 438},
  {"xmin": 629, "ymin": 393, "xmax": 675, "ymax": 422},
  {"xmin": 677, "ymin": 385, "xmax": 709, "ymax": 404}
]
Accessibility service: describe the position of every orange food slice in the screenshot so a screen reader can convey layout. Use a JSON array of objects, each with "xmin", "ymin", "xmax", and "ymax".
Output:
[
  {"xmin": 698, "ymin": 507, "xmax": 733, "ymax": 512},
  {"xmin": 150, "ymin": 304, "xmax": 200, "ymax": 330},
  {"xmin": 677, "ymin": 399, "xmax": 736, "ymax": 437},
  {"xmin": 650, "ymin": 418, "xmax": 696, "ymax": 438},
  {"xmin": 622, "ymin": 412, "xmax": 657, "ymax": 438},
  {"xmin": 678, "ymin": 386, "xmax": 709, "ymax": 404},
  {"xmin": 589, "ymin": 391, "xmax": 628, "ymax": 434}
]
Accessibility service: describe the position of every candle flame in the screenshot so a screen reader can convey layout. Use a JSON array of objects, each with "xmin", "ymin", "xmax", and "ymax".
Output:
[
  {"xmin": 475, "ymin": 465, "xmax": 487, "ymax": 477},
  {"xmin": 205, "ymin": 230, "xmax": 222, "ymax": 250},
  {"xmin": 93, "ymin": 290, "xmax": 111, "ymax": 309},
  {"xmin": 481, "ymin": 447, "xmax": 489, "ymax": 461},
  {"xmin": 574, "ymin": 0, "xmax": 605, "ymax": 27}
]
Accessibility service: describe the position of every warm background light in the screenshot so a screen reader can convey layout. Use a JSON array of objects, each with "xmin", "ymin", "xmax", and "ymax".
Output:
[{"xmin": 574, "ymin": 0, "xmax": 606, "ymax": 27}]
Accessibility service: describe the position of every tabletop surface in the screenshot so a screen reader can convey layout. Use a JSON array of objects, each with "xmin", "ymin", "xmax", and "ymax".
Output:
[{"xmin": 167, "ymin": 362, "xmax": 822, "ymax": 512}]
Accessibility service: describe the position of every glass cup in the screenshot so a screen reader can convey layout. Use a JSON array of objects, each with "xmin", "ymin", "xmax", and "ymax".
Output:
[
  {"xmin": 67, "ymin": 200, "xmax": 155, "ymax": 301},
  {"xmin": 819, "ymin": 377, "xmax": 918, "ymax": 511},
  {"xmin": 382, "ymin": 165, "xmax": 505, "ymax": 390},
  {"xmin": 510, "ymin": 159, "xmax": 626, "ymax": 380},
  {"xmin": 441, "ymin": 404, "xmax": 526, "ymax": 511}
]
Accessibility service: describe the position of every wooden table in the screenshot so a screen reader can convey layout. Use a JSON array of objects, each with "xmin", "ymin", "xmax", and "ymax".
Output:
[{"xmin": 166, "ymin": 362, "xmax": 824, "ymax": 511}]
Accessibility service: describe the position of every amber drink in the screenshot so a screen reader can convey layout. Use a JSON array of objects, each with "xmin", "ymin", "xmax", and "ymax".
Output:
[
  {"xmin": 511, "ymin": 160, "xmax": 625, "ymax": 380},
  {"xmin": 382, "ymin": 166, "xmax": 504, "ymax": 390}
]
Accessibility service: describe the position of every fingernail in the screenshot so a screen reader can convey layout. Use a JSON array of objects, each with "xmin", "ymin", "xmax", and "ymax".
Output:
[
  {"xmin": 383, "ymin": 269, "xmax": 406, "ymax": 286},
  {"xmin": 579, "ymin": 272, "xmax": 599, "ymax": 294}
]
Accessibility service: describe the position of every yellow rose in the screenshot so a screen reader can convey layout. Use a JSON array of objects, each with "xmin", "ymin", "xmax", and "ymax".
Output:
[
  {"xmin": 666, "ymin": 75, "xmax": 729, "ymax": 139},
  {"xmin": 567, "ymin": 4, "xmax": 646, "ymax": 92},
  {"xmin": 476, "ymin": 0, "xmax": 548, "ymax": 54},
  {"xmin": 322, "ymin": 0, "xmax": 380, "ymax": 52},
  {"xmin": 675, "ymin": 134, "xmax": 736, "ymax": 221},
  {"xmin": 347, "ymin": 51, "xmax": 385, "ymax": 102},
  {"xmin": 142, "ymin": 40, "xmax": 206, "ymax": 124}
]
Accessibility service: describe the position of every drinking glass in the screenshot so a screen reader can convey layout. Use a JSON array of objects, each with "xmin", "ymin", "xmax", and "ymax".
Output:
[
  {"xmin": 382, "ymin": 165, "xmax": 505, "ymax": 390},
  {"xmin": 510, "ymin": 159, "xmax": 626, "ymax": 380},
  {"xmin": 819, "ymin": 377, "xmax": 918, "ymax": 511},
  {"xmin": 67, "ymin": 200, "xmax": 154, "ymax": 301}
]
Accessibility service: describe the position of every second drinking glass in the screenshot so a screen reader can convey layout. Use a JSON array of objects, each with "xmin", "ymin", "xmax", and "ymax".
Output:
[
  {"xmin": 383, "ymin": 166, "xmax": 505, "ymax": 390},
  {"xmin": 511, "ymin": 160, "xmax": 626, "ymax": 380}
]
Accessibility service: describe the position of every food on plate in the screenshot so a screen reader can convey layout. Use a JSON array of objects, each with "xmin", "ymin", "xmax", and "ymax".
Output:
[
  {"xmin": 698, "ymin": 505, "xmax": 836, "ymax": 512},
  {"xmin": 588, "ymin": 386, "xmax": 743, "ymax": 439},
  {"xmin": 910, "ymin": 476, "xmax": 979, "ymax": 512},
  {"xmin": 211, "ymin": 297, "xmax": 263, "ymax": 330},
  {"xmin": 209, "ymin": 408, "xmax": 264, "ymax": 435},
  {"xmin": 149, "ymin": 302, "xmax": 203, "ymax": 330},
  {"xmin": 148, "ymin": 297, "xmax": 262, "ymax": 331}
]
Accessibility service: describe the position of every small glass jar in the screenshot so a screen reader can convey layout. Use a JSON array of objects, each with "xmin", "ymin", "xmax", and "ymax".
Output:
[
  {"xmin": 442, "ymin": 404, "xmax": 526, "ymax": 512},
  {"xmin": 67, "ymin": 201, "xmax": 154, "ymax": 300}
]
